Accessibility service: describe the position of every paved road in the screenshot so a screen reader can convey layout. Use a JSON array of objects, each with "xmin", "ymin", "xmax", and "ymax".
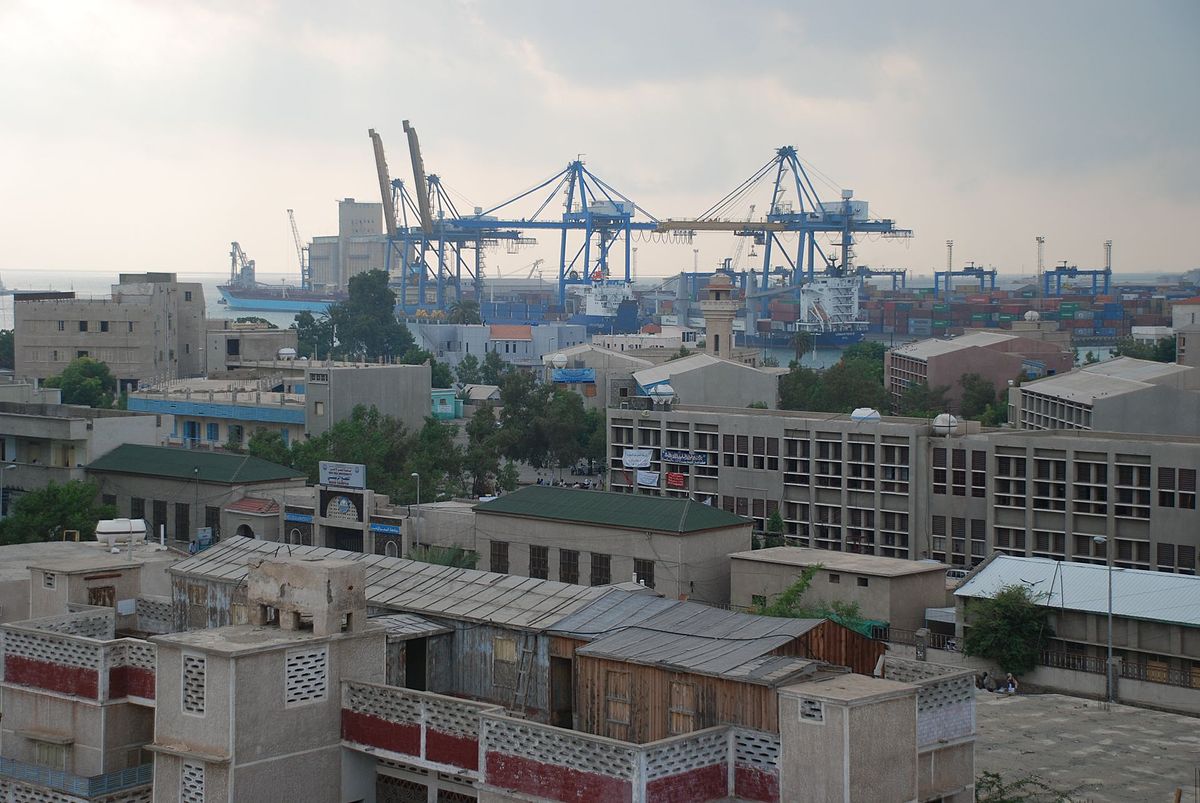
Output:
[{"xmin": 975, "ymin": 692, "xmax": 1200, "ymax": 802}]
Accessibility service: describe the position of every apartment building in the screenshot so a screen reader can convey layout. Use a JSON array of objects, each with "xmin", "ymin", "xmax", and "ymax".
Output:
[
  {"xmin": 204, "ymin": 319, "xmax": 298, "ymax": 373},
  {"xmin": 884, "ymin": 331, "xmax": 1073, "ymax": 409},
  {"xmin": 406, "ymin": 321, "xmax": 587, "ymax": 371},
  {"xmin": 14, "ymin": 273, "xmax": 206, "ymax": 389},
  {"xmin": 608, "ymin": 405, "xmax": 1200, "ymax": 573},
  {"xmin": 1008, "ymin": 357, "xmax": 1200, "ymax": 436},
  {"xmin": 307, "ymin": 198, "xmax": 389, "ymax": 291}
]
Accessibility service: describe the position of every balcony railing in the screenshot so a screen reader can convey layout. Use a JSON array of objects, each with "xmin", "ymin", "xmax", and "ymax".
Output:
[{"xmin": 0, "ymin": 757, "xmax": 151, "ymax": 798}]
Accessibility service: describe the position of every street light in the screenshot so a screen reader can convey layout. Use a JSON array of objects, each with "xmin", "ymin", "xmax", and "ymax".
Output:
[
  {"xmin": 1092, "ymin": 535, "xmax": 1115, "ymax": 703},
  {"xmin": 0, "ymin": 464, "xmax": 15, "ymax": 519},
  {"xmin": 410, "ymin": 472, "xmax": 421, "ymax": 550}
]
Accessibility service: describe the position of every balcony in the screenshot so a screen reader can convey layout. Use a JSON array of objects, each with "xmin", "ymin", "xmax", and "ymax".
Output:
[
  {"xmin": 341, "ymin": 681, "xmax": 782, "ymax": 802},
  {"xmin": 0, "ymin": 757, "xmax": 151, "ymax": 799}
]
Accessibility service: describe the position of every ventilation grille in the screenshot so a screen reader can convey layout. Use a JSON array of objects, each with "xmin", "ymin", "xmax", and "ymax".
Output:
[
  {"xmin": 180, "ymin": 761, "xmax": 205, "ymax": 803},
  {"xmin": 799, "ymin": 698, "xmax": 824, "ymax": 722},
  {"xmin": 182, "ymin": 654, "xmax": 206, "ymax": 714},
  {"xmin": 285, "ymin": 647, "xmax": 328, "ymax": 706}
]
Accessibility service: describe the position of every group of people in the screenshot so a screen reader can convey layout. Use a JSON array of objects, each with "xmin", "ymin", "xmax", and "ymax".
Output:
[
  {"xmin": 977, "ymin": 671, "xmax": 1019, "ymax": 694},
  {"xmin": 536, "ymin": 477, "xmax": 601, "ymax": 490}
]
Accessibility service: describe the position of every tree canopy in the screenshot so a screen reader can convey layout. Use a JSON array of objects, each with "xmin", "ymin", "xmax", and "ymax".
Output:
[
  {"xmin": 455, "ymin": 354, "xmax": 482, "ymax": 385},
  {"xmin": 447, "ymin": 299, "xmax": 482, "ymax": 325},
  {"xmin": 493, "ymin": 372, "xmax": 604, "ymax": 471},
  {"xmin": 962, "ymin": 584, "xmax": 1053, "ymax": 674},
  {"xmin": 234, "ymin": 316, "xmax": 278, "ymax": 329},
  {"xmin": 751, "ymin": 564, "xmax": 868, "ymax": 634},
  {"xmin": 778, "ymin": 344, "xmax": 889, "ymax": 414},
  {"xmin": 1113, "ymin": 336, "xmax": 1175, "ymax": 363},
  {"xmin": 329, "ymin": 270, "xmax": 415, "ymax": 360},
  {"xmin": 44, "ymin": 357, "xmax": 117, "ymax": 408},
  {"xmin": 897, "ymin": 381, "xmax": 950, "ymax": 418},
  {"xmin": 0, "ymin": 481, "xmax": 116, "ymax": 545}
]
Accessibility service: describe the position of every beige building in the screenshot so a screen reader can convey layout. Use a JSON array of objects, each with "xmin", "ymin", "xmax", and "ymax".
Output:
[
  {"xmin": 542, "ymin": 343, "xmax": 653, "ymax": 411},
  {"xmin": 885, "ymin": 330, "xmax": 1074, "ymax": 410},
  {"xmin": 1009, "ymin": 357, "xmax": 1200, "ymax": 435},
  {"xmin": 205, "ymin": 319, "xmax": 299, "ymax": 373},
  {"xmin": 308, "ymin": 198, "xmax": 389, "ymax": 291},
  {"xmin": 729, "ymin": 546, "xmax": 948, "ymax": 630},
  {"xmin": 1179, "ymin": 323, "xmax": 1200, "ymax": 368},
  {"xmin": 14, "ymin": 273, "xmax": 206, "ymax": 390},
  {"xmin": 632, "ymin": 353, "xmax": 784, "ymax": 409}
]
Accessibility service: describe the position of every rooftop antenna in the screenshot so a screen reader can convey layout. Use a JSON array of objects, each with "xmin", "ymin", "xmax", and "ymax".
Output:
[{"xmin": 1036, "ymin": 235, "xmax": 1045, "ymax": 307}]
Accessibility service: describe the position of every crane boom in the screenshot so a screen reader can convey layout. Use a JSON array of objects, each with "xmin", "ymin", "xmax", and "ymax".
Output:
[
  {"xmin": 402, "ymin": 120, "xmax": 434, "ymax": 236},
  {"xmin": 287, "ymin": 209, "xmax": 310, "ymax": 289},
  {"xmin": 368, "ymin": 128, "xmax": 399, "ymax": 238}
]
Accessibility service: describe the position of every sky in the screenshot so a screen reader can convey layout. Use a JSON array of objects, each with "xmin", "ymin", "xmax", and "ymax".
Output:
[{"xmin": 2, "ymin": 0, "xmax": 1197, "ymax": 282}]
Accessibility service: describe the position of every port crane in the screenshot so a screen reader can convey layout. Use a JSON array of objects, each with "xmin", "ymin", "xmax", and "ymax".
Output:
[
  {"xmin": 933, "ymin": 261, "xmax": 997, "ymax": 298},
  {"xmin": 855, "ymin": 266, "xmax": 907, "ymax": 290},
  {"xmin": 228, "ymin": 242, "xmax": 256, "ymax": 287},
  {"xmin": 1042, "ymin": 259, "xmax": 1112, "ymax": 297},
  {"xmin": 287, "ymin": 209, "xmax": 310, "ymax": 290}
]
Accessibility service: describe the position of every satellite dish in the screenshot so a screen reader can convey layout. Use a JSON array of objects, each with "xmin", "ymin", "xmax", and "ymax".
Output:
[{"xmin": 551, "ymin": 353, "xmax": 568, "ymax": 369}]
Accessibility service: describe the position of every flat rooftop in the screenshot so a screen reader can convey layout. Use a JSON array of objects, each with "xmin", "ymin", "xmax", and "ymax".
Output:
[
  {"xmin": 0, "ymin": 541, "xmax": 180, "ymax": 583},
  {"xmin": 730, "ymin": 547, "xmax": 947, "ymax": 577},
  {"xmin": 781, "ymin": 673, "xmax": 913, "ymax": 704},
  {"xmin": 152, "ymin": 623, "xmax": 383, "ymax": 656}
]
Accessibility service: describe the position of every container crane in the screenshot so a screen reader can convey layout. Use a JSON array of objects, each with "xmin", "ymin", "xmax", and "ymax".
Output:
[
  {"xmin": 287, "ymin": 209, "xmax": 310, "ymax": 290},
  {"xmin": 933, "ymin": 261, "xmax": 998, "ymax": 298},
  {"xmin": 1042, "ymin": 259, "xmax": 1112, "ymax": 297}
]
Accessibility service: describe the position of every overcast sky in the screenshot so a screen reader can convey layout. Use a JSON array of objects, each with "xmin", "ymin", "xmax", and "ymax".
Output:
[{"xmin": 2, "ymin": 0, "xmax": 1197, "ymax": 280}]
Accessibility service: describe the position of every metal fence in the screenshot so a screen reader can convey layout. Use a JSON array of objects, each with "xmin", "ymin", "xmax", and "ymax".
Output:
[
  {"xmin": 1120, "ymin": 660, "xmax": 1199, "ymax": 689},
  {"xmin": 1039, "ymin": 650, "xmax": 1107, "ymax": 674},
  {"xmin": 875, "ymin": 626, "xmax": 959, "ymax": 651},
  {"xmin": 0, "ymin": 757, "xmax": 152, "ymax": 796}
]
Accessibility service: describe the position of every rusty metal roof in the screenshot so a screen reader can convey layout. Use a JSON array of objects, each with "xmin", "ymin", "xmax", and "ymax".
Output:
[
  {"xmin": 170, "ymin": 537, "xmax": 610, "ymax": 630},
  {"xmin": 369, "ymin": 613, "xmax": 453, "ymax": 639}
]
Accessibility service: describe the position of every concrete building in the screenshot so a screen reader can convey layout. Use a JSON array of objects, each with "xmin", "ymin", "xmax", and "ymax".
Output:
[
  {"xmin": 956, "ymin": 554, "xmax": 1200, "ymax": 697},
  {"xmin": 1008, "ymin": 312, "xmax": 1072, "ymax": 348},
  {"xmin": 127, "ymin": 362, "xmax": 431, "ymax": 448},
  {"xmin": 205, "ymin": 319, "xmax": 298, "ymax": 373},
  {"xmin": 699, "ymin": 271, "xmax": 738, "ymax": 359},
  {"xmin": 885, "ymin": 331, "xmax": 1074, "ymax": 410},
  {"xmin": 1179, "ymin": 323, "xmax": 1200, "ymax": 368},
  {"xmin": 406, "ymin": 321, "xmax": 587, "ymax": 371},
  {"xmin": 14, "ymin": 273, "xmax": 206, "ymax": 389},
  {"xmin": 729, "ymin": 547, "xmax": 948, "ymax": 631},
  {"xmin": 631, "ymin": 353, "xmax": 784, "ymax": 409},
  {"xmin": 542, "ymin": 343, "xmax": 653, "ymax": 411},
  {"xmin": 308, "ymin": 198, "xmax": 390, "ymax": 291},
  {"xmin": 1170, "ymin": 296, "xmax": 1200, "ymax": 330},
  {"xmin": 0, "ymin": 401, "xmax": 165, "ymax": 514},
  {"xmin": 1008, "ymin": 357, "xmax": 1200, "ymax": 435},
  {"xmin": 470, "ymin": 485, "xmax": 752, "ymax": 603},
  {"xmin": 87, "ymin": 444, "xmax": 306, "ymax": 544},
  {"xmin": 592, "ymin": 325, "xmax": 699, "ymax": 360}
]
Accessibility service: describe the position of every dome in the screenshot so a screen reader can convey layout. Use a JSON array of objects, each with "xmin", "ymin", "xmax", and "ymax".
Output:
[
  {"xmin": 1023, "ymin": 310, "xmax": 1041, "ymax": 321},
  {"xmin": 932, "ymin": 413, "xmax": 960, "ymax": 435}
]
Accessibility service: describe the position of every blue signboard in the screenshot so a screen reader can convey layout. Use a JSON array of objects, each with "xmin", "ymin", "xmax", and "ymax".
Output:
[
  {"xmin": 285, "ymin": 512, "xmax": 314, "ymax": 524},
  {"xmin": 552, "ymin": 368, "xmax": 596, "ymax": 384},
  {"xmin": 369, "ymin": 522, "xmax": 402, "ymax": 535}
]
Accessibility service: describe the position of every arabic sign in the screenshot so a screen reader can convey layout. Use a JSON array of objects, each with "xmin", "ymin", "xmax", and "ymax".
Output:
[
  {"xmin": 666, "ymin": 472, "xmax": 686, "ymax": 489},
  {"xmin": 320, "ymin": 460, "xmax": 366, "ymax": 489},
  {"xmin": 636, "ymin": 470, "xmax": 660, "ymax": 487},
  {"xmin": 622, "ymin": 448, "xmax": 653, "ymax": 468},
  {"xmin": 661, "ymin": 449, "xmax": 708, "ymax": 465},
  {"xmin": 552, "ymin": 368, "xmax": 596, "ymax": 383}
]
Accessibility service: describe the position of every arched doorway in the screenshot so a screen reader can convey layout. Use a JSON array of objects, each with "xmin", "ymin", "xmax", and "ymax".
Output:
[
  {"xmin": 235, "ymin": 524, "xmax": 256, "ymax": 539},
  {"xmin": 384, "ymin": 541, "xmax": 399, "ymax": 558},
  {"xmin": 290, "ymin": 528, "xmax": 303, "ymax": 546}
]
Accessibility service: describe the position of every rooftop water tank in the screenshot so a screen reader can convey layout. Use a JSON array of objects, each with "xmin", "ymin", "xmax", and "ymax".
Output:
[
  {"xmin": 94, "ymin": 518, "xmax": 148, "ymax": 549},
  {"xmin": 932, "ymin": 413, "xmax": 960, "ymax": 436},
  {"xmin": 850, "ymin": 407, "xmax": 881, "ymax": 422}
]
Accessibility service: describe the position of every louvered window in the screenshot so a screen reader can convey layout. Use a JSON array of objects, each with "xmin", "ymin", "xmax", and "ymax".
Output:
[
  {"xmin": 285, "ymin": 647, "xmax": 328, "ymax": 706},
  {"xmin": 181, "ymin": 761, "xmax": 205, "ymax": 802},
  {"xmin": 182, "ymin": 654, "xmax": 205, "ymax": 715}
]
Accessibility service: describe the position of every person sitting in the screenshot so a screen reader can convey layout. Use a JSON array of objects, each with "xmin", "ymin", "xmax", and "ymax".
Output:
[{"xmin": 1004, "ymin": 673, "xmax": 1019, "ymax": 694}]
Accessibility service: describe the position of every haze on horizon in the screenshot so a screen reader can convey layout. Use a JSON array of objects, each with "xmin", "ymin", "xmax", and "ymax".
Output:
[{"xmin": 2, "ymin": 0, "xmax": 1197, "ymax": 281}]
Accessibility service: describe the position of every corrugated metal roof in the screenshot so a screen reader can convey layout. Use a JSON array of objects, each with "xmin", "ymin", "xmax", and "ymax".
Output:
[
  {"xmin": 170, "ymin": 537, "xmax": 611, "ymax": 630},
  {"xmin": 632, "ymin": 353, "xmax": 723, "ymax": 387},
  {"xmin": 891, "ymin": 331, "xmax": 1016, "ymax": 361},
  {"xmin": 369, "ymin": 613, "xmax": 453, "ymax": 639},
  {"xmin": 954, "ymin": 555, "xmax": 1200, "ymax": 627},
  {"xmin": 576, "ymin": 603, "xmax": 824, "ymax": 682},
  {"xmin": 475, "ymin": 485, "xmax": 748, "ymax": 534},
  {"xmin": 488, "ymin": 324, "xmax": 533, "ymax": 341},
  {"xmin": 87, "ymin": 444, "xmax": 304, "ymax": 484},
  {"xmin": 549, "ymin": 591, "xmax": 682, "ymax": 638}
]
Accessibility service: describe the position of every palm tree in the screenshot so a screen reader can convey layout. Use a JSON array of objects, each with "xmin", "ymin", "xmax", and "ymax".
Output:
[
  {"xmin": 791, "ymin": 330, "xmax": 815, "ymax": 365},
  {"xmin": 447, "ymin": 299, "xmax": 482, "ymax": 325}
]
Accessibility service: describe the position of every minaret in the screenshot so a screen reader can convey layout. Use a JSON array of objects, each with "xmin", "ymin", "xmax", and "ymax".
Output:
[{"xmin": 700, "ymin": 272, "xmax": 739, "ymax": 359}]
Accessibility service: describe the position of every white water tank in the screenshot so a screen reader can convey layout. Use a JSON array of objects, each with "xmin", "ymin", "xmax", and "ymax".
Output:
[
  {"xmin": 850, "ymin": 407, "xmax": 881, "ymax": 422},
  {"xmin": 94, "ymin": 518, "xmax": 148, "ymax": 549},
  {"xmin": 932, "ymin": 413, "xmax": 960, "ymax": 436}
]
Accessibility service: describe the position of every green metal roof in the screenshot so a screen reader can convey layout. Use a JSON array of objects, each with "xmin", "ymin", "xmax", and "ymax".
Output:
[
  {"xmin": 87, "ymin": 444, "xmax": 304, "ymax": 485},
  {"xmin": 475, "ymin": 485, "xmax": 748, "ymax": 534}
]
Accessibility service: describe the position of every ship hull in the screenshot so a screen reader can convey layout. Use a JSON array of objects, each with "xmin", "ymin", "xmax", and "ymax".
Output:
[{"xmin": 218, "ymin": 285, "xmax": 342, "ymax": 314}]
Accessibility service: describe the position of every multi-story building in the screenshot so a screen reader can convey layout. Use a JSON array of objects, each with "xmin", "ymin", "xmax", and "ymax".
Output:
[
  {"xmin": 406, "ymin": 320, "xmax": 587, "ymax": 371},
  {"xmin": 0, "ymin": 401, "xmax": 165, "ymax": 513},
  {"xmin": 608, "ymin": 405, "xmax": 1200, "ymax": 573},
  {"xmin": 127, "ymin": 362, "xmax": 432, "ymax": 447},
  {"xmin": 592, "ymin": 325, "xmax": 699, "ymax": 360},
  {"xmin": 308, "ymin": 198, "xmax": 389, "ymax": 291},
  {"xmin": 204, "ymin": 319, "xmax": 298, "ymax": 373},
  {"xmin": 542, "ymin": 343, "xmax": 653, "ymax": 411},
  {"xmin": 1179, "ymin": 323, "xmax": 1200, "ymax": 368},
  {"xmin": 14, "ymin": 273, "xmax": 206, "ymax": 389},
  {"xmin": 631, "ymin": 353, "xmax": 784, "ymax": 409},
  {"xmin": 884, "ymin": 330, "xmax": 1073, "ymax": 410},
  {"xmin": 1008, "ymin": 357, "xmax": 1200, "ymax": 435}
]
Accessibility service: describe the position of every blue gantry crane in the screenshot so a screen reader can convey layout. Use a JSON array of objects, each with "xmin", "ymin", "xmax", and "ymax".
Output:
[
  {"xmin": 1042, "ymin": 260, "xmax": 1112, "ymax": 297},
  {"xmin": 933, "ymin": 261, "xmax": 998, "ymax": 298}
]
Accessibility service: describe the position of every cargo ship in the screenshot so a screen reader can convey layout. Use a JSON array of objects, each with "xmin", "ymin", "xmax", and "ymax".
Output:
[{"xmin": 216, "ymin": 283, "xmax": 346, "ymax": 314}]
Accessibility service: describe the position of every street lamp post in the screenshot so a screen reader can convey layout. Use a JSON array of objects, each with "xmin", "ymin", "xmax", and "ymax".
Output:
[
  {"xmin": 0, "ymin": 464, "xmax": 15, "ymax": 519},
  {"xmin": 410, "ymin": 472, "xmax": 421, "ymax": 552},
  {"xmin": 1093, "ymin": 535, "xmax": 1115, "ymax": 703}
]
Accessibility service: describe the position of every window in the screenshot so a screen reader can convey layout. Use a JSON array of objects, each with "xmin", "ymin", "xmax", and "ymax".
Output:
[
  {"xmin": 227, "ymin": 424, "xmax": 244, "ymax": 445},
  {"xmin": 590, "ymin": 553, "xmax": 612, "ymax": 586},
  {"xmin": 56, "ymin": 320, "xmax": 65, "ymax": 331},
  {"xmin": 314, "ymin": 401, "xmax": 325, "ymax": 416},
  {"xmin": 180, "ymin": 761, "xmax": 205, "ymax": 803},
  {"xmin": 102, "ymin": 493, "xmax": 117, "ymax": 508},
  {"xmin": 633, "ymin": 559, "xmax": 655, "ymax": 589},
  {"xmin": 668, "ymin": 681, "xmax": 697, "ymax": 735},
  {"xmin": 493, "ymin": 636, "xmax": 517, "ymax": 688},
  {"xmin": 130, "ymin": 497, "xmax": 145, "ymax": 520},
  {"xmin": 182, "ymin": 654, "xmax": 206, "ymax": 715},
  {"xmin": 799, "ymin": 698, "xmax": 824, "ymax": 723},
  {"xmin": 184, "ymin": 290, "xmax": 193, "ymax": 301},
  {"xmin": 43, "ymin": 571, "xmax": 56, "ymax": 589},
  {"xmin": 285, "ymin": 647, "xmax": 328, "ymax": 706},
  {"xmin": 529, "ymin": 545, "xmax": 549, "ymax": 580},
  {"xmin": 828, "ymin": 573, "xmax": 840, "ymax": 584},
  {"xmin": 205, "ymin": 506, "xmax": 220, "ymax": 535},
  {"xmin": 605, "ymin": 670, "xmax": 631, "ymax": 730},
  {"xmin": 559, "ymin": 549, "xmax": 579, "ymax": 584},
  {"xmin": 153, "ymin": 500, "xmax": 168, "ymax": 539},
  {"xmin": 99, "ymin": 320, "xmax": 110, "ymax": 333},
  {"xmin": 857, "ymin": 577, "xmax": 869, "ymax": 587},
  {"xmin": 33, "ymin": 740, "xmax": 68, "ymax": 772},
  {"xmin": 79, "ymin": 320, "xmax": 88, "ymax": 332},
  {"xmin": 77, "ymin": 350, "xmax": 89, "ymax": 358},
  {"xmin": 128, "ymin": 321, "xmax": 134, "ymax": 333},
  {"xmin": 175, "ymin": 503, "xmax": 190, "ymax": 540},
  {"xmin": 490, "ymin": 541, "xmax": 509, "ymax": 573},
  {"xmin": 205, "ymin": 423, "xmax": 219, "ymax": 442}
]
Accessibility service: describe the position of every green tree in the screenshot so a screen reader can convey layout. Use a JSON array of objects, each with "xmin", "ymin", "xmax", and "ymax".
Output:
[
  {"xmin": 408, "ymin": 544, "xmax": 479, "ymax": 568},
  {"xmin": 404, "ymin": 418, "xmax": 466, "ymax": 502},
  {"xmin": 480, "ymin": 350, "xmax": 510, "ymax": 385},
  {"xmin": 464, "ymin": 406, "xmax": 503, "ymax": 496},
  {"xmin": 962, "ymin": 584, "xmax": 1053, "ymax": 675},
  {"xmin": 764, "ymin": 510, "xmax": 785, "ymax": 548},
  {"xmin": 44, "ymin": 358, "xmax": 117, "ymax": 408},
  {"xmin": 898, "ymin": 381, "xmax": 950, "ymax": 417},
  {"xmin": 0, "ymin": 329, "xmax": 13, "ymax": 370},
  {"xmin": 820, "ymin": 359, "xmax": 889, "ymax": 412},
  {"xmin": 959, "ymin": 373, "xmax": 998, "ymax": 420},
  {"xmin": 291, "ymin": 311, "xmax": 333, "ymax": 359},
  {"xmin": 668, "ymin": 346, "xmax": 691, "ymax": 361},
  {"xmin": 0, "ymin": 481, "xmax": 116, "ymax": 544},
  {"xmin": 245, "ymin": 428, "xmax": 293, "ymax": 468},
  {"xmin": 328, "ymin": 270, "xmax": 415, "ymax": 360},
  {"xmin": 791, "ymin": 330, "xmax": 815, "ymax": 364},
  {"xmin": 1113, "ymin": 336, "xmax": 1175, "ymax": 363},
  {"xmin": 234, "ymin": 316, "xmax": 278, "ymax": 329},
  {"xmin": 455, "ymin": 353, "xmax": 483, "ymax": 385},
  {"xmin": 447, "ymin": 299, "xmax": 482, "ymax": 325},
  {"xmin": 975, "ymin": 771, "xmax": 1080, "ymax": 803},
  {"xmin": 497, "ymin": 461, "xmax": 520, "ymax": 492},
  {"xmin": 751, "ymin": 564, "xmax": 869, "ymax": 634}
]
